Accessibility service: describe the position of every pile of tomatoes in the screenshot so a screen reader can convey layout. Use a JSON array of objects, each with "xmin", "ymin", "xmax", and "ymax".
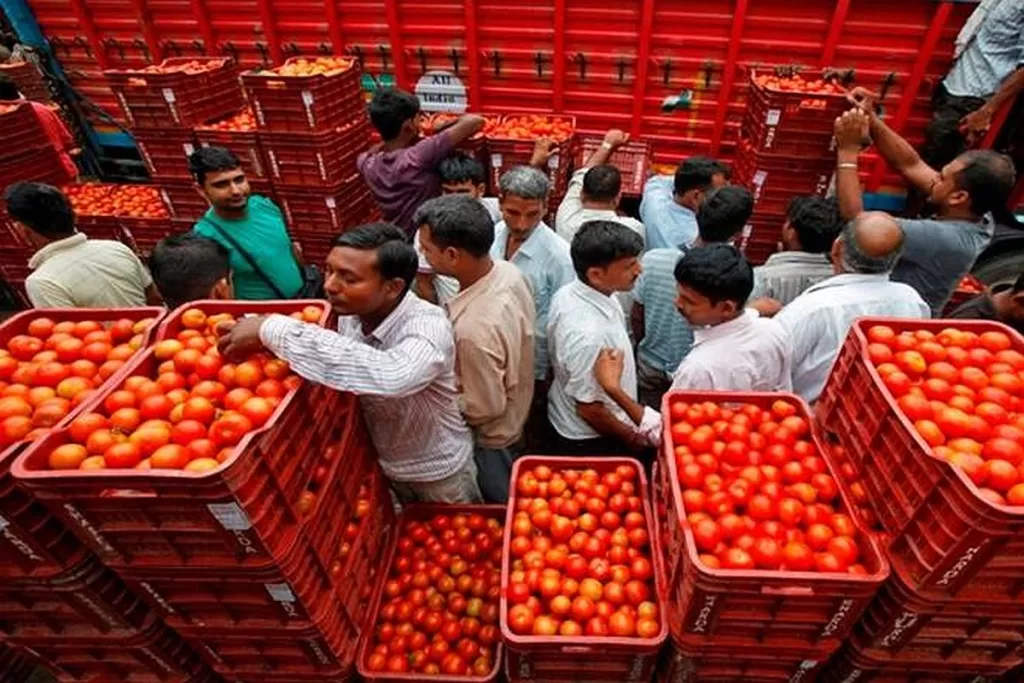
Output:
[
  {"xmin": 43, "ymin": 306, "xmax": 322, "ymax": 473},
  {"xmin": 0, "ymin": 317, "xmax": 155, "ymax": 449},
  {"xmin": 332, "ymin": 480, "xmax": 372, "ymax": 573},
  {"xmin": 363, "ymin": 512, "xmax": 503, "ymax": 676},
  {"xmin": 420, "ymin": 113, "xmax": 501, "ymax": 138},
  {"xmin": 753, "ymin": 73, "xmax": 846, "ymax": 95},
  {"xmin": 197, "ymin": 108, "xmax": 257, "ymax": 132},
  {"xmin": 140, "ymin": 60, "xmax": 225, "ymax": 75},
  {"xmin": 270, "ymin": 57, "xmax": 354, "ymax": 77},
  {"xmin": 866, "ymin": 325, "xmax": 1024, "ymax": 506},
  {"xmin": 506, "ymin": 463, "xmax": 661, "ymax": 640},
  {"xmin": 669, "ymin": 399, "xmax": 867, "ymax": 574},
  {"xmin": 64, "ymin": 184, "xmax": 169, "ymax": 219},
  {"xmin": 489, "ymin": 115, "xmax": 574, "ymax": 142}
]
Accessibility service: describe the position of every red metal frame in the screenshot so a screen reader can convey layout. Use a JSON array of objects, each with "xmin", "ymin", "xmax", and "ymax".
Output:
[
  {"xmin": 65, "ymin": 0, "xmax": 109, "ymax": 69},
  {"xmin": 254, "ymin": 0, "xmax": 283, "ymax": 64},
  {"xmin": 630, "ymin": 0, "xmax": 656, "ymax": 138},
  {"xmin": 323, "ymin": 0, "xmax": 345, "ymax": 55},
  {"xmin": 819, "ymin": 0, "xmax": 851, "ymax": 68},
  {"xmin": 187, "ymin": 0, "xmax": 216, "ymax": 55},
  {"xmin": 709, "ymin": 0, "xmax": 748, "ymax": 156},
  {"xmin": 465, "ymin": 0, "xmax": 481, "ymax": 111},
  {"xmin": 383, "ymin": 0, "xmax": 407, "ymax": 90},
  {"xmin": 127, "ymin": 0, "xmax": 163, "ymax": 63},
  {"xmin": 552, "ymin": 0, "xmax": 566, "ymax": 112}
]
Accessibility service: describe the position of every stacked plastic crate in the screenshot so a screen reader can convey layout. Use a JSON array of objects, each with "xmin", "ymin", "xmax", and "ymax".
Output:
[
  {"xmin": 733, "ymin": 72, "xmax": 847, "ymax": 265},
  {"xmin": 242, "ymin": 58, "xmax": 376, "ymax": 265},
  {"xmin": 0, "ymin": 60, "xmax": 50, "ymax": 102},
  {"xmin": 574, "ymin": 137, "xmax": 652, "ymax": 198},
  {"xmin": 816, "ymin": 319, "xmax": 1024, "ymax": 681},
  {"xmin": 11, "ymin": 300, "xmax": 394, "ymax": 683},
  {"xmin": 654, "ymin": 390, "xmax": 890, "ymax": 682}
]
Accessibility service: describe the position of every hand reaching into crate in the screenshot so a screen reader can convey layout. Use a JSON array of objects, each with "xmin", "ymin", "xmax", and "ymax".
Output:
[{"xmin": 834, "ymin": 109, "xmax": 871, "ymax": 153}]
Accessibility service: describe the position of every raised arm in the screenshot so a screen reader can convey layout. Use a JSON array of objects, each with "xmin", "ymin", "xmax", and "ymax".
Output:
[
  {"xmin": 961, "ymin": 67, "xmax": 1024, "ymax": 145},
  {"xmin": 444, "ymin": 114, "xmax": 486, "ymax": 146},
  {"xmin": 583, "ymin": 129, "xmax": 629, "ymax": 169}
]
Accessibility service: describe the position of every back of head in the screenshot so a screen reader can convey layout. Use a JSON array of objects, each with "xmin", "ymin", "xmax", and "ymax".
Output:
[
  {"xmin": 839, "ymin": 212, "xmax": 905, "ymax": 274},
  {"xmin": 150, "ymin": 233, "xmax": 230, "ymax": 308},
  {"xmin": 673, "ymin": 243, "xmax": 754, "ymax": 307},
  {"xmin": 413, "ymin": 194, "xmax": 494, "ymax": 257},
  {"xmin": 188, "ymin": 146, "xmax": 241, "ymax": 186},
  {"xmin": 3, "ymin": 182, "xmax": 75, "ymax": 238},
  {"xmin": 954, "ymin": 150, "xmax": 1016, "ymax": 218},
  {"xmin": 674, "ymin": 156, "xmax": 728, "ymax": 196},
  {"xmin": 368, "ymin": 88, "xmax": 420, "ymax": 141},
  {"xmin": 0, "ymin": 73, "xmax": 21, "ymax": 100},
  {"xmin": 498, "ymin": 166, "xmax": 549, "ymax": 200},
  {"xmin": 582, "ymin": 165, "xmax": 622, "ymax": 203},
  {"xmin": 333, "ymin": 222, "xmax": 419, "ymax": 293},
  {"xmin": 697, "ymin": 186, "xmax": 754, "ymax": 243},
  {"xmin": 438, "ymin": 153, "xmax": 486, "ymax": 188},
  {"xmin": 786, "ymin": 196, "xmax": 843, "ymax": 253},
  {"xmin": 571, "ymin": 220, "xmax": 643, "ymax": 282}
]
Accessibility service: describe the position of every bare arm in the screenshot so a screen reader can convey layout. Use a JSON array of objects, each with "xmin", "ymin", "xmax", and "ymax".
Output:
[
  {"xmin": 445, "ymin": 114, "xmax": 486, "ymax": 146},
  {"xmin": 576, "ymin": 401, "xmax": 644, "ymax": 446},
  {"xmin": 962, "ymin": 67, "xmax": 1024, "ymax": 144},
  {"xmin": 144, "ymin": 284, "xmax": 163, "ymax": 306},
  {"xmin": 834, "ymin": 109, "xmax": 869, "ymax": 220},
  {"xmin": 594, "ymin": 348, "xmax": 645, "ymax": 426},
  {"xmin": 583, "ymin": 129, "xmax": 629, "ymax": 169}
]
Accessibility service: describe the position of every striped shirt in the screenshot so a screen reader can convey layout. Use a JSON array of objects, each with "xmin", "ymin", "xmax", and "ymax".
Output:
[
  {"xmin": 492, "ymin": 221, "xmax": 576, "ymax": 380},
  {"xmin": 944, "ymin": 0, "xmax": 1024, "ymax": 99},
  {"xmin": 750, "ymin": 251, "xmax": 835, "ymax": 306},
  {"xmin": 259, "ymin": 293, "xmax": 473, "ymax": 483},
  {"xmin": 640, "ymin": 175, "xmax": 698, "ymax": 251},
  {"xmin": 631, "ymin": 247, "xmax": 694, "ymax": 374}
]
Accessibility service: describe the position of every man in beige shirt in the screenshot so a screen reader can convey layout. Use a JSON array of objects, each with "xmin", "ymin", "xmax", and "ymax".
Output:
[{"xmin": 415, "ymin": 194, "xmax": 535, "ymax": 503}]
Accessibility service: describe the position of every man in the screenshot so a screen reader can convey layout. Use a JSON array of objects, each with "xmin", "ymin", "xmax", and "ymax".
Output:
[
  {"xmin": 670, "ymin": 245, "xmax": 790, "ymax": 392},
  {"xmin": 0, "ymin": 74, "xmax": 77, "ymax": 183},
  {"xmin": 555, "ymin": 129, "xmax": 644, "ymax": 244},
  {"xmin": 835, "ymin": 106, "xmax": 1016, "ymax": 315},
  {"xmin": 631, "ymin": 186, "xmax": 755, "ymax": 408},
  {"xmin": 775, "ymin": 213, "xmax": 930, "ymax": 404},
  {"xmin": 415, "ymin": 195, "xmax": 535, "ymax": 503},
  {"xmin": 640, "ymin": 156, "xmax": 729, "ymax": 251},
  {"xmin": 492, "ymin": 165, "xmax": 576, "ymax": 383},
  {"xmin": 3, "ymin": 182, "xmax": 158, "ymax": 308},
  {"xmin": 189, "ymin": 147, "xmax": 304, "ymax": 301},
  {"xmin": 547, "ymin": 221, "xmax": 660, "ymax": 454},
  {"xmin": 923, "ymin": 0, "xmax": 1023, "ymax": 169},
  {"xmin": 950, "ymin": 273, "xmax": 1024, "ymax": 334},
  {"xmin": 217, "ymin": 223, "xmax": 480, "ymax": 504},
  {"xmin": 150, "ymin": 233, "xmax": 232, "ymax": 308},
  {"xmin": 358, "ymin": 88, "xmax": 484, "ymax": 235},
  {"xmin": 750, "ymin": 196, "xmax": 844, "ymax": 305}
]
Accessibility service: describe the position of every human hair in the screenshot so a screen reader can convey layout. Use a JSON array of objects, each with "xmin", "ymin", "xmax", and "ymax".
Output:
[
  {"xmin": 150, "ymin": 233, "xmax": 230, "ymax": 308},
  {"xmin": 953, "ymin": 150, "xmax": 1016, "ymax": 217},
  {"xmin": 839, "ymin": 218, "xmax": 903, "ymax": 274},
  {"xmin": 333, "ymin": 222, "xmax": 418, "ymax": 293},
  {"xmin": 674, "ymin": 156, "xmax": 728, "ymax": 196},
  {"xmin": 674, "ymin": 244, "xmax": 754, "ymax": 306},
  {"xmin": 582, "ymin": 165, "xmax": 621, "ymax": 202},
  {"xmin": 570, "ymin": 220, "xmax": 643, "ymax": 282},
  {"xmin": 368, "ymin": 88, "xmax": 420, "ymax": 141},
  {"xmin": 0, "ymin": 73, "xmax": 20, "ymax": 100},
  {"xmin": 786, "ymin": 196, "xmax": 843, "ymax": 253},
  {"xmin": 498, "ymin": 166, "xmax": 549, "ymax": 200},
  {"xmin": 697, "ymin": 186, "xmax": 754, "ymax": 243},
  {"xmin": 3, "ymin": 182, "xmax": 75, "ymax": 237},
  {"xmin": 188, "ymin": 146, "xmax": 241, "ymax": 185},
  {"xmin": 1013, "ymin": 273, "xmax": 1024, "ymax": 293},
  {"xmin": 413, "ymin": 194, "xmax": 494, "ymax": 258},
  {"xmin": 438, "ymin": 153, "xmax": 486, "ymax": 186}
]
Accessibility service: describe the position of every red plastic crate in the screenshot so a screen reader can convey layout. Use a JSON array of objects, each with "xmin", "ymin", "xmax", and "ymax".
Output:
[
  {"xmin": 0, "ymin": 60, "xmax": 50, "ymax": 102},
  {"xmin": 816, "ymin": 318, "xmax": 1024, "ymax": 602},
  {"xmin": 818, "ymin": 635, "xmax": 1016, "ymax": 682},
  {"xmin": 657, "ymin": 390, "xmax": 890, "ymax": 654},
  {"xmin": 104, "ymin": 58, "xmax": 245, "ymax": 129},
  {"xmin": 500, "ymin": 455, "xmax": 668, "ymax": 683},
  {"xmin": 157, "ymin": 183, "xmax": 210, "ymax": 223},
  {"xmin": 277, "ymin": 174, "xmax": 376, "ymax": 233},
  {"xmin": 133, "ymin": 129, "xmax": 198, "ymax": 181},
  {"xmin": 0, "ymin": 100, "xmax": 52, "ymax": 158},
  {"xmin": 357, "ymin": 503, "xmax": 505, "ymax": 683},
  {"xmin": 0, "ymin": 642, "xmax": 38, "ymax": 683},
  {"xmin": 744, "ymin": 72, "xmax": 848, "ymax": 137},
  {"xmin": 194, "ymin": 112, "xmax": 271, "ymax": 181},
  {"xmin": 0, "ymin": 144, "xmax": 75, "ymax": 187},
  {"xmin": 733, "ymin": 144, "xmax": 834, "ymax": 214},
  {"xmin": 486, "ymin": 114, "xmax": 577, "ymax": 196},
  {"xmin": 655, "ymin": 642, "xmax": 826, "ymax": 683},
  {"xmin": 241, "ymin": 58, "xmax": 365, "ymax": 133},
  {"xmin": 575, "ymin": 138, "xmax": 651, "ymax": 196},
  {"xmin": 262, "ymin": 117, "xmax": 373, "ymax": 188}
]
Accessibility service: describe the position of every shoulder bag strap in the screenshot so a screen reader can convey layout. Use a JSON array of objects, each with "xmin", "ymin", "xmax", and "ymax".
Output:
[{"xmin": 198, "ymin": 216, "xmax": 289, "ymax": 299}]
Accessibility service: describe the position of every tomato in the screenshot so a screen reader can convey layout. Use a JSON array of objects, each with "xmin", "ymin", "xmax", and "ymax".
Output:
[
  {"xmin": 782, "ymin": 542, "xmax": 815, "ymax": 571},
  {"xmin": 720, "ymin": 548, "xmax": 755, "ymax": 569},
  {"xmin": 49, "ymin": 443, "xmax": 88, "ymax": 470},
  {"xmin": 104, "ymin": 441, "xmax": 143, "ymax": 469}
]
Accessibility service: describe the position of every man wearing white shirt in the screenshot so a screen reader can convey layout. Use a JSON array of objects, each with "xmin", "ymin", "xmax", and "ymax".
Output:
[
  {"xmin": 548, "ymin": 221, "xmax": 660, "ymax": 454},
  {"xmin": 775, "ymin": 212, "xmax": 931, "ymax": 403}
]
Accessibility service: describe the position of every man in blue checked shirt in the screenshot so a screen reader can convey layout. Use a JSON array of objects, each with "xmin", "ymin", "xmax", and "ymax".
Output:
[{"xmin": 639, "ymin": 156, "xmax": 729, "ymax": 252}]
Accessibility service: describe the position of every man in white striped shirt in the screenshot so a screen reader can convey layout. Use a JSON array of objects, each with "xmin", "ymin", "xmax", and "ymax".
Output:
[{"xmin": 217, "ymin": 223, "xmax": 480, "ymax": 504}]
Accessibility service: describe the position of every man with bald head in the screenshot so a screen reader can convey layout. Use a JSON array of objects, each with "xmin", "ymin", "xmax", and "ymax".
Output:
[{"xmin": 775, "ymin": 212, "xmax": 930, "ymax": 403}]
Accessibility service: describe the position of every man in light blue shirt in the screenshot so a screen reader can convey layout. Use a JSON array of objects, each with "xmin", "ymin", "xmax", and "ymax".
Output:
[
  {"xmin": 639, "ymin": 157, "xmax": 729, "ymax": 251},
  {"xmin": 631, "ymin": 186, "xmax": 754, "ymax": 408}
]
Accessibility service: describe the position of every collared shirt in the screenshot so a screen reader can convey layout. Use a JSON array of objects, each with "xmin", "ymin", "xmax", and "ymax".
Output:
[
  {"xmin": 671, "ymin": 309, "xmax": 792, "ymax": 392},
  {"xmin": 26, "ymin": 233, "xmax": 152, "ymax": 308},
  {"xmin": 631, "ymin": 247, "xmax": 694, "ymax": 374},
  {"xmin": 491, "ymin": 221, "xmax": 575, "ymax": 380},
  {"xmin": 640, "ymin": 175, "xmax": 698, "ymax": 251},
  {"xmin": 775, "ymin": 273, "xmax": 931, "ymax": 403},
  {"xmin": 414, "ymin": 197, "xmax": 501, "ymax": 306},
  {"xmin": 751, "ymin": 251, "xmax": 836, "ymax": 306},
  {"xmin": 259, "ymin": 293, "xmax": 473, "ymax": 483},
  {"xmin": 555, "ymin": 169, "xmax": 646, "ymax": 244},
  {"xmin": 943, "ymin": 0, "xmax": 1023, "ymax": 99},
  {"xmin": 448, "ymin": 261, "xmax": 536, "ymax": 448},
  {"xmin": 893, "ymin": 215, "xmax": 994, "ymax": 315}
]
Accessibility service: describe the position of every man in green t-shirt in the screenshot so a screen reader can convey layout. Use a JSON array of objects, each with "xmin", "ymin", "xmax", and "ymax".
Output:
[{"xmin": 188, "ymin": 147, "xmax": 303, "ymax": 300}]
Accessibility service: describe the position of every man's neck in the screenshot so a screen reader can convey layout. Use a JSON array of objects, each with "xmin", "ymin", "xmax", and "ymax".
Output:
[
  {"xmin": 581, "ymin": 199, "xmax": 616, "ymax": 212},
  {"xmin": 455, "ymin": 258, "xmax": 494, "ymax": 290},
  {"xmin": 935, "ymin": 205, "xmax": 981, "ymax": 222},
  {"xmin": 214, "ymin": 205, "xmax": 247, "ymax": 221},
  {"xmin": 505, "ymin": 228, "xmax": 535, "ymax": 259},
  {"xmin": 674, "ymin": 195, "xmax": 697, "ymax": 212},
  {"xmin": 586, "ymin": 280, "xmax": 615, "ymax": 297},
  {"xmin": 383, "ymin": 133, "xmax": 416, "ymax": 152},
  {"xmin": 359, "ymin": 296, "xmax": 404, "ymax": 336}
]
